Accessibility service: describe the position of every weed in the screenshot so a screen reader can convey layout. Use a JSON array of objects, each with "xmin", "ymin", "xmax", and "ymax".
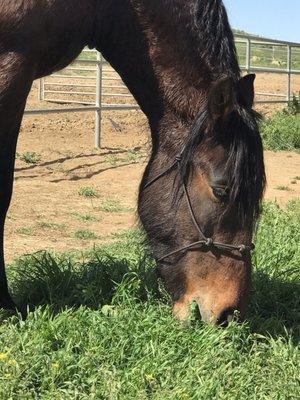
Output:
[
  {"xmin": 18, "ymin": 152, "xmax": 41, "ymax": 165},
  {"xmin": 105, "ymin": 154, "xmax": 119, "ymax": 166},
  {"xmin": 46, "ymin": 165, "xmax": 67, "ymax": 173},
  {"xmin": 72, "ymin": 213, "xmax": 100, "ymax": 222},
  {"xmin": 97, "ymin": 198, "xmax": 131, "ymax": 213},
  {"xmin": 78, "ymin": 187, "xmax": 98, "ymax": 198},
  {"xmin": 275, "ymin": 185, "xmax": 292, "ymax": 191},
  {"xmin": 37, "ymin": 221, "xmax": 65, "ymax": 230},
  {"xmin": 75, "ymin": 230, "xmax": 99, "ymax": 240},
  {"xmin": 16, "ymin": 227, "xmax": 34, "ymax": 236},
  {"xmin": 283, "ymin": 92, "xmax": 300, "ymax": 115},
  {"xmin": 125, "ymin": 148, "xmax": 141, "ymax": 162},
  {"xmin": 105, "ymin": 149, "xmax": 142, "ymax": 166}
]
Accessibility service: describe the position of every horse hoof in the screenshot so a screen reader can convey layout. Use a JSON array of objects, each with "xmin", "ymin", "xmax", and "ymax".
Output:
[
  {"xmin": 0, "ymin": 306, "xmax": 27, "ymax": 321},
  {"xmin": 0, "ymin": 297, "xmax": 16, "ymax": 311},
  {"xmin": 0, "ymin": 295, "xmax": 27, "ymax": 319}
]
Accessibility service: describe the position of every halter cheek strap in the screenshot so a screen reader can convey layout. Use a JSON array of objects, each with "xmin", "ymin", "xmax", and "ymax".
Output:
[{"xmin": 143, "ymin": 153, "xmax": 255, "ymax": 262}]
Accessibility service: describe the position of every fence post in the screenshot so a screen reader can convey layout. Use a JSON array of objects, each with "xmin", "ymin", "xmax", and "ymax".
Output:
[
  {"xmin": 38, "ymin": 78, "xmax": 44, "ymax": 101},
  {"xmin": 246, "ymin": 38, "xmax": 251, "ymax": 73},
  {"xmin": 95, "ymin": 51, "xmax": 102, "ymax": 148},
  {"xmin": 286, "ymin": 45, "xmax": 292, "ymax": 102}
]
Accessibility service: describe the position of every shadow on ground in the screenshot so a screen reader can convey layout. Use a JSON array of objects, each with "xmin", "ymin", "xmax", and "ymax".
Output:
[{"xmin": 15, "ymin": 147, "xmax": 132, "ymax": 173}]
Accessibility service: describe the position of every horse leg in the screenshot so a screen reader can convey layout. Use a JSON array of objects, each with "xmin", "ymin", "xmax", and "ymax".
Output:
[{"xmin": 0, "ymin": 53, "xmax": 34, "ymax": 310}]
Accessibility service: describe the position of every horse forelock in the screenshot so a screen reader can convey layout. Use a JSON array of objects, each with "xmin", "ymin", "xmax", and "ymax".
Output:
[{"xmin": 180, "ymin": 107, "xmax": 266, "ymax": 224}]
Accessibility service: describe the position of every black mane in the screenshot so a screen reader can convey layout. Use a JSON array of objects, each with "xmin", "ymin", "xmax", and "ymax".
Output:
[{"xmin": 193, "ymin": 0, "xmax": 241, "ymax": 80}]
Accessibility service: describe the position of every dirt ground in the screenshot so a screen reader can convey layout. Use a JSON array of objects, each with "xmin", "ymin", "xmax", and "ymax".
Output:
[{"xmin": 4, "ymin": 76, "xmax": 300, "ymax": 262}]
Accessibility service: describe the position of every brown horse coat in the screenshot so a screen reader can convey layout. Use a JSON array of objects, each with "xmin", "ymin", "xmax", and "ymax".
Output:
[{"xmin": 0, "ymin": 1, "xmax": 265, "ymax": 325}]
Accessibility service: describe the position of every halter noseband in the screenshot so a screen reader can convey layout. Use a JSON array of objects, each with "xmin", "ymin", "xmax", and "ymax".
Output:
[{"xmin": 143, "ymin": 151, "xmax": 255, "ymax": 263}]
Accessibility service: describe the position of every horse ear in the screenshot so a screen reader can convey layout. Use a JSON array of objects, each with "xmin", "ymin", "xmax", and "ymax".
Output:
[
  {"xmin": 208, "ymin": 77, "xmax": 235, "ymax": 122},
  {"xmin": 238, "ymin": 74, "xmax": 256, "ymax": 108}
]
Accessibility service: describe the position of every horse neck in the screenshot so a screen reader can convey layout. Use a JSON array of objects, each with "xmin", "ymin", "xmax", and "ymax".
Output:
[{"xmin": 94, "ymin": 0, "xmax": 237, "ymax": 153}]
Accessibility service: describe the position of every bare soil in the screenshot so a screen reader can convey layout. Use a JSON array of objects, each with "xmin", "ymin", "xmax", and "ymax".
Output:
[{"xmin": 4, "ymin": 77, "xmax": 300, "ymax": 262}]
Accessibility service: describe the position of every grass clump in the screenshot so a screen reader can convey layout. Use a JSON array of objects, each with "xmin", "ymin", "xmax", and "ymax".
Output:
[
  {"xmin": 72, "ymin": 213, "xmax": 99, "ymax": 222},
  {"xmin": 105, "ymin": 154, "xmax": 120, "ymax": 166},
  {"xmin": 104, "ymin": 148, "xmax": 142, "ymax": 167},
  {"xmin": 75, "ymin": 230, "xmax": 99, "ymax": 240},
  {"xmin": 97, "ymin": 198, "xmax": 131, "ymax": 213},
  {"xmin": 1, "ymin": 201, "xmax": 299, "ymax": 398},
  {"xmin": 15, "ymin": 227, "xmax": 35, "ymax": 236},
  {"xmin": 37, "ymin": 221, "xmax": 65, "ymax": 230},
  {"xmin": 275, "ymin": 185, "xmax": 292, "ymax": 191},
  {"xmin": 18, "ymin": 152, "xmax": 41, "ymax": 165},
  {"xmin": 283, "ymin": 92, "xmax": 300, "ymax": 116},
  {"xmin": 78, "ymin": 186, "xmax": 98, "ymax": 198},
  {"xmin": 261, "ymin": 94, "xmax": 300, "ymax": 151},
  {"xmin": 122, "ymin": 148, "xmax": 142, "ymax": 163}
]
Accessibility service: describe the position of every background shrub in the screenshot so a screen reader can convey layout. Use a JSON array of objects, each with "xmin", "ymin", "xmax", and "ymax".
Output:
[{"xmin": 260, "ymin": 94, "xmax": 300, "ymax": 151}]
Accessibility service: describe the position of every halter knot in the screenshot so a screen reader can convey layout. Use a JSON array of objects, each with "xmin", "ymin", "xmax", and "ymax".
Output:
[
  {"xmin": 205, "ymin": 238, "xmax": 214, "ymax": 247},
  {"xmin": 238, "ymin": 245, "xmax": 247, "ymax": 253}
]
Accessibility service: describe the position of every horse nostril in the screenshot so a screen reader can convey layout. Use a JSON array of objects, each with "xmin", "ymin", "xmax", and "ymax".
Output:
[{"xmin": 216, "ymin": 307, "xmax": 237, "ymax": 327}]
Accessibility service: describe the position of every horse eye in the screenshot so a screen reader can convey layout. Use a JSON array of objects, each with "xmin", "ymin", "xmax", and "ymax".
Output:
[{"xmin": 212, "ymin": 186, "xmax": 229, "ymax": 200}]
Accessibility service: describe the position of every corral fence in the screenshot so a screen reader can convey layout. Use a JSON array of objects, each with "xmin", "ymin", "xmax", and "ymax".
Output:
[
  {"xmin": 24, "ymin": 34, "xmax": 300, "ymax": 148},
  {"xmin": 235, "ymin": 34, "xmax": 300, "ymax": 104}
]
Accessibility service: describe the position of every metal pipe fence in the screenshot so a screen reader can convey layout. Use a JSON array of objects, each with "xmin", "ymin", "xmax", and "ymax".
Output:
[
  {"xmin": 235, "ymin": 34, "xmax": 300, "ymax": 104},
  {"xmin": 25, "ymin": 34, "xmax": 300, "ymax": 148}
]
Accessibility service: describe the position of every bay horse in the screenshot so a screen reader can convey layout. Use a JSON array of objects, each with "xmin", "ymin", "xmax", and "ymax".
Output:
[{"xmin": 0, "ymin": 0, "xmax": 265, "ymax": 325}]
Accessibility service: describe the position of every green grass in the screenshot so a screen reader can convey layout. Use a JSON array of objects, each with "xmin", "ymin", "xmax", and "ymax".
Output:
[
  {"xmin": 1, "ymin": 201, "xmax": 299, "ymax": 399},
  {"xmin": 18, "ymin": 152, "xmax": 41, "ymax": 165}
]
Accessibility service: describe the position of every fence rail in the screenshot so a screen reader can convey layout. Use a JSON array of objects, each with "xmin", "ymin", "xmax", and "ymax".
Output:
[{"xmin": 25, "ymin": 33, "xmax": 300, "ymax": 148}]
